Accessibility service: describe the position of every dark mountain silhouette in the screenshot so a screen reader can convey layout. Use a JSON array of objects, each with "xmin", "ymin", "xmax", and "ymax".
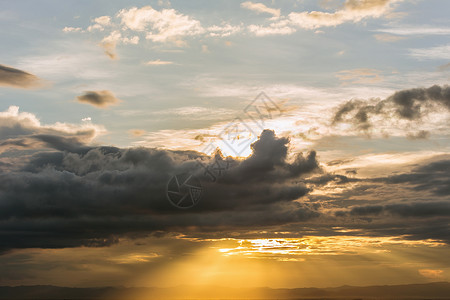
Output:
[{"xmin": 0, "ymin": 282, "xmax": 449, "ymax": 299}]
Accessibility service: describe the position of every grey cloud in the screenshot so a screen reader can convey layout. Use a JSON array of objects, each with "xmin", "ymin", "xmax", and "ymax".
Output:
[
  {"xmin": 0, "ymin": 130, "xmax": 321, "ymax": 251},
  {"xmin": 376, "ymin": 158, "xmax": 450, "ymax": 196},
  {"xmin": 0, "ymin": 64, "xmax": 43, "ymax": 89},
  {"xmin": 76, "ymin": 90, "xmax": 120, "ymax": 108},
  {"xmin": 341, "ymin": 201, "xmax": 450, "ymax": 219},
  {"xmin": 332, "ymin": 85, "xmax": 450, "ymax": 131},
  {"xmin": 406, "ymin": 130, "xmax": 430, "ymax": 140},
  {"xmin": 0, "ymin": 106, "xmax": 100, "ymax": 154}
]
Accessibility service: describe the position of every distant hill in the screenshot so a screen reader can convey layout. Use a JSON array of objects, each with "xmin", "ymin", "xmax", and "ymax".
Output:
[{"xmin": 1, "ymin": 282, "xmax": 450, "ymax": 299}]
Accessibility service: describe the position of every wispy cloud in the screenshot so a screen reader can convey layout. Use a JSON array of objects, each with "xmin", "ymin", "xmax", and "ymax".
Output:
[
  {"xmin": 288, "ymin": 0, "xmax": 402, "ymax": 30},
  {"xmin": 145, "ymin": 59, "xmax": 174, "ymax": 65},
  {"xmin": 410, "ymin": 44, "xmax": 450, "ymax": 60},
  {"xmin": 373, "ymin": 33, "xmax": 405, "ymax": 42},
  {"xmin": 375, "ymin": 26, "xmax": 450, "ymax": 35},
  {"xmin": 241, "ymin": 1, "xmax": 280, "ymax": 18},
  {"xmin": 336, "ymin": 68, "xmax": 384, "ymax": 84}
]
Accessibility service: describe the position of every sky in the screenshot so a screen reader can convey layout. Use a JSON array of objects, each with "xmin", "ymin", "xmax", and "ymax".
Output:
[{"xmin": 0, "ymin": 0, "xmax": 450, "ymax": 291}]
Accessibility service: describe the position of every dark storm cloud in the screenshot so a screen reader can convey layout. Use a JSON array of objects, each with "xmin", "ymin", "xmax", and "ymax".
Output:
[
  {"xmin": 76, "ymin": 90, "xmax": 120, "ymax": 108},
  {"xmin": 0, "ymin": 64, "xmax": 43, "ymax": 89},
  {"xmin": 0, "ymin": 129, "xmax": 321, "ymax": 251},
  {"xmin": 345, "ymin": 201, "xmax": 450, "ymax": 217},
  {"xmin": 332, "ymin": 85, "xmax": 450, "ymax": 131},
  {"xmin": 375, "ymin": 158, "xmax": 450, "ymax": 196}
]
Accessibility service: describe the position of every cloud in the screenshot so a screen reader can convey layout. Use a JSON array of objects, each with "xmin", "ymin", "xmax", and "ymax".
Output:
[
  {"xmin": 145, "ymin": 60, "xmax": 174, "ymax": 65},
  {"xmin": 289, "ymin": 0, "xmax": 401, "ymax": 30},
  {"xmin": 117, "ymin": 6, "xmax": 204, "ymax": 43},
  {"xmin": 437, "ymin": 62, "xmax": 450, "ymax": 72},
  {"xmin": 336, "ymin": 68, "xmax": 383, "ymax": 84},
  {"xmin": 76, "ymin": 90, "xmax": 121, "ymax": 108},
  {"xmin": 410, "ymin": 44, "xmax": 450, "ymax": 60},
  {"xmin": 241, "ymin": 2, "xmax": 281, "ymax": 18},
  {"xmin": 419, "ymin": 269, "xmax": 444, "ymax": 279},
  {"xmin": 0, "ymin": 106, "xmax": 103, "ymax": 155},
  {"xmin": 99, "ymin": 30, "xmax": 139, "ymax": 59},
  {"xmin": 332, "ymin": 85, "xmax": 450, "ymax": 132},
  {"xmin": 248, "ymin": 19, "xmax": 296, "ymax": 36},
  {"xmin": 94, "ymin": 16, "xmax": 111, "ymax": 26},
  {"xmin": 347, "ymin": 201, "xmax": 450, "ymax": 218},
  {"xmin": 0, "ymin": 64, "xmax": 43, "ymax": 89},
  {"xmin": 373, "ymin": 33, "xmax": 405, "ymax": 42},
  {"xmin": 207, "ymin": 24, "xmax": 242, "ymax": 37},
  {"xmin": 375, "ymin": 26, "xmax": 450, "ymax": 36},
  {"xmin": 246, "ymin": 0, "xmax": 401, "ymax": 36},
  {"xmin": 87, "ymin": 16, "xmax": 112, "ymax": 32},
  {"xmin": 129, "ymin": 129, "xmax": 146, "ymax": 137},
  {"xmin": 62, "ymin": 26, "xmax": 83, "ymax": 32},
  {"xmin": 0, "ymin": 126, "xmax": 321, "ymax": 251}
]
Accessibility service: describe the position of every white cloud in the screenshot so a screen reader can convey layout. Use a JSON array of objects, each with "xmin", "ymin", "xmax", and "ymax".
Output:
[
  {"xmin": 207, "ymin": 24, "xmax": 241, "ymax": 37},
  {"xmin": 87, "ymin": 24, "xmax": 104, "ymax": 32},
  {"xmin": 375, "ymin": 26, "xmax": 450, "ymax": 36},
  {"xmin": 248, "ymin": 19, "xmax": 296, "ymax": 36},
  {"xmin": 122, "ymin": 36, "xmax": 140, "ymax": 44},
  {"xmin": 241, "ymin": 1, "xmax": 281, "ymax": 18},
  {"xmin": 87, "ymin": 16, "xmax": 111, "ymax": 32},
  {"xmin": 94, "ymin": 16, "xmax": 111, "ymax": 26},
  {"xmin": 62, "ymin": 26, "xmax": 83, "ymax": 32},
  {"xmin": 409, "ymin": 44, "xmax": 450, "ymax": 60},
  {"xmin": 117, "ymin": 6, "xmax": 204, "ymax": 43}
]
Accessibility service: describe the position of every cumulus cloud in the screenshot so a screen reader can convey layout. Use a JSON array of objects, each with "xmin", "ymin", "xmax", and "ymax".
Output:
[
  {"xmin": 0, "ymin": 64, "xmax": 43, "ymax": 89},
  {"xmin": 76, "ymin": 90, "xmax": 121, "ymax": 108},
  {"xmin": 332, "ymin": 85, "xmax": 450, "ymax": 132},
  {"xmin": 117, "ymin": 6, "xmax": 204, "ymax": 43},
  {"xmin": 241, "ymin": 1, "xmax": 281, "ymax": 18},
  {"xmin": 0, "ymin": 106, "xmax": 103, "ymax": 155}
]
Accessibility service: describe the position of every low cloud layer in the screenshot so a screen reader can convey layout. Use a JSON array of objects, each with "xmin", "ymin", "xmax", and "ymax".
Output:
[
  {"xmin": 76, "ymin": 90, "xmax": 121, "ymax": 108},
  {"xmin": 0, "ymin": 64, "xmax": 43, "ymax": 89},
  {"xmin": 0, "ymin": 114, "xmax": 321, "ymax": 251}
]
